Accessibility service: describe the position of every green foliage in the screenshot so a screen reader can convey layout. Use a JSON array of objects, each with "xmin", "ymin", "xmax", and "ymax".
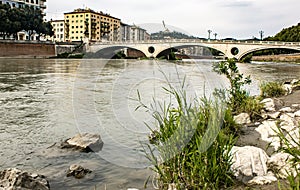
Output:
[
  {"xmin": 260, "ymin": 81, "xmax": 286, "ymax": 98},
  {"xmin": 265, "ymin": 23, "xmax": 300, "ymax": 42},
  {"xmin": 240, "ymin": 54, "xmax": 253, "ymax": 63},
  {"xmin": 0, "ymin": 4, "xmax": 53, "ymax": 40},
  {"xmin": 276, "ymin": 124, "xmax": 300, "ymax": 189},
  {"xmin": 140, "ymin": 75, "xmax": 236, "ymax": 189},
  {"xmin": 213, "ymin": 59, "xmax": 251, "ymax": 113}
]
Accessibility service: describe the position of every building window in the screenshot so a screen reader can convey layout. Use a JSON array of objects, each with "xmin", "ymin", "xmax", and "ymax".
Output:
[
  {"xmin": 31, "ymin": 0, "xmax": 34, "ymax": 3},
  {"xmin": 60, "ymin": 29, "xmax": 63, "ymax": 32},
  {"xmin": 86, "ymin": 14, "xmax": 88, "ymax": 17},
  {"xmin": 76, "ymin": 15, "xmax": 78, "ymax": 17},
  {"xmin": 76, "ymin": 26, "xmax": 78, "ymax": 28},
  {"xmin": 53, "ymin": 24, "xmax": 56, "ymax": 27},
  {"xmin": 60, "ymin": 23, "xmax": 63, "ymax": 26},
  {"xmin": 36, "ymin": 0, "xmax": 38, "ymax": 4},
  {"xmin": 66, "ymin": 16, "xmax": 69, "ymax": 18},
  {"xmin": 0, "ymin": 1, "xmax": 2, "ymax": 4},
  {"xmin": 72, "ymin": 15, "xmax": 74, "ymax": 18},
  {"xmin": 71, "ymin": 26, "xmax": 74, "ymax": 29},
  {"xmin": 60, "ymin": 34, "xmax": 63, "ymax": 38}
]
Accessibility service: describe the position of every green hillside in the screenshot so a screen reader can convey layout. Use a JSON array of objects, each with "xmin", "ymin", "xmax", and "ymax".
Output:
[{"xmin": 265, "ymin": 23, "xmax": 300, "ymax": 42}]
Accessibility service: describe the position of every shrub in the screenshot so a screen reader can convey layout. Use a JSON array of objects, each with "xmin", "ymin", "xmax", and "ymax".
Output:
[
  {"xmin": 260, "ymin": 81, "xmax": 286, "ymax": 98},
  {"xmin": 213, "ymin": 58, "xmax": 263, "ymax": 120}
]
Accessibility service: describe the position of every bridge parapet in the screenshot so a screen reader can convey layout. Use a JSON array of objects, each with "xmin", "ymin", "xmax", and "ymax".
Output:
[{"xmin": 88, "ymin": 39, "xmax": 300, "ymax": 60}]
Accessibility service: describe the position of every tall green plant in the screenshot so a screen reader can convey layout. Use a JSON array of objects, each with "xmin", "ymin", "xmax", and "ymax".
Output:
[{"xmin": 139, "ymin": 73, "xmax": 236, "ymax": 189}]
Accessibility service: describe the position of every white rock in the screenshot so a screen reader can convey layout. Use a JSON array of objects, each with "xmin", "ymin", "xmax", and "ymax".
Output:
[
  {"xmin": 267, "ymin": 153, "xmax": 295, "ymax": 179},
  {"xmin": 66, "ymin": 133, "xmax": 103, "ymax": 152},
  {"xmin": 128, "ymin": 188, "xmax": 139, "ymax": 190},
  {"xmin": 231, "ymin": 146, "xmax": 269, "ymax": 184},
  {"xmin": 266, "ymin": 112, "xmax": 280, "ymax": 119},
  {"xmin": 280, "ymin": 114, "xmax": 296, "ymax": 131},
  {"xmin": 247, "ymin": 173, "xmax": 277, "ymax": 185},
  {"xmin": 295, "ymin": 110, "xmax": 300, "ymax": 117},
  {"xmin": 292, "ymin": 104, "xmax": 300, "ymax": 108},
  {"xmin": 234, "ymin": 113, "xmax": 251, "ymax": 125},
  {"xmin": 279, "ymin": 107, "xmax": 293, "ymax": 113},
  {"xmin": 261, "ymin": 98, "xmax": 275, "ymax": 112},
  {"xmin": 285, "ymin": 128, "xmax": 300, "ymax": 148},
  {"xmin": 283, "ymin": 84, "xmax": 292, "ymax": 94},
  {"xmin": 255, "ymin": 120, "xmax": 281, "ymax": 151},
  {"xmin": 291, "ymin": 79, "xmax": 299, "ymax": 85}
]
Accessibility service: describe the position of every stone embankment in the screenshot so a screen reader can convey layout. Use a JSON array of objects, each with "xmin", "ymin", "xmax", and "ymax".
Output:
[
  {"xmin": 231, "ymin": 79, "xmax": 300, "ymax": 187},
  {"xmin": 252, "ymin": 53, "xmax": 300, "ymax": 62}
]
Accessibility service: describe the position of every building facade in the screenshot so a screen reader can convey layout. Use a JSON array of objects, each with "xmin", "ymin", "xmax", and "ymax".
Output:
[
  {"xmin": 0, "ymin": 0, "xmax": 46, "ymax": 12},
  {"xmin": 49, "ymin": 20, "xmax": 65, "ymax": 42},
  {"xmin": 64, "ymin": 8, "xmax": 121, "ymax": 42},
  {"xmin": 120, "ymin": 23, "xmax": 150, "ymax": 42}
]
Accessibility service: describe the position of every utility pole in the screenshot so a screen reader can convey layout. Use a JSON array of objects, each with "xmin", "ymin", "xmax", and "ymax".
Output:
[
  {"xmin": 208, "ymin": 30, "xmax": 212, "ymax": 40},
  {"xmin": 214, "ymin": 33, "xmax": 217, "ymax": 40},
  {"xmin": 259, "ymin": 30, "xmax": 264, "ymax": 41}
]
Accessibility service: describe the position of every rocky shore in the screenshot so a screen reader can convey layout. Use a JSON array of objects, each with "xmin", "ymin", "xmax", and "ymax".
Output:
[{"xmin": 231, "ymin": 79, "xmax": 300, "ymax": 189}]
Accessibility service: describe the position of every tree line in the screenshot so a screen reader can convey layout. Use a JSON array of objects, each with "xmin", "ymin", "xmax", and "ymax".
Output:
[
  {"xmin": 265, "ymin": 23, "xmax": 300, "ymax": 42},
  {"xmin": 0, "ymin": 4, "xmax": 53, "ymax": 40}
]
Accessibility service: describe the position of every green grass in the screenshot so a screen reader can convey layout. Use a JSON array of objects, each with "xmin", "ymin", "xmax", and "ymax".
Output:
[
  {"xmin": 260, "ymin": 81, "xmax": 286, "ymax": 98},
  {"xmin": 139, "ymin": 73, "xmax": 237, "ymax": 189}
]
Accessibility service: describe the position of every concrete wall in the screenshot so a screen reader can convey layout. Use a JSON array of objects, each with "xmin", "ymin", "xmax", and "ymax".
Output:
[{"xmin": 0, "ymin": 40, "xmax": 55, "ymax": 58}]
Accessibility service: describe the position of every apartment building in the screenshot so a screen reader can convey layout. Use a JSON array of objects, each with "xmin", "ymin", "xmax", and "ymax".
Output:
[
  {"xmin": 0, "ymin": 0, "xmax": 46, "ymax": 12},
  {"xmin": 64, "ymin": 8, "xmax": 121, "ymax": 42},
  {"xmin": 49, "ymin": 20, "xmax": 65, "ymax": 42},
  {"xmin": 120, "ymin": 23, "xmax": 150, "ymax": 42}
]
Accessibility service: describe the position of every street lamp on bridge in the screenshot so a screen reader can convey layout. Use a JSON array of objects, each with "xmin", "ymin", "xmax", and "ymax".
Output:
[
  {"xmin": 208, "ymin": 29, "xmax": 212, "ymax": 40},
  {"xmin": 214, "ymin": 33, "xmax": 217, "ymax": 40},
  {"xmin": 259, "ymin": 30, "xmax": 264, "ymax": 41}
]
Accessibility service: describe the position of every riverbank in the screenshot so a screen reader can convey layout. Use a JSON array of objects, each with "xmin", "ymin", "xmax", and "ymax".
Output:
[{"xmin": 252, "ymin": 53, "xmax": 300, "ymax": 63}]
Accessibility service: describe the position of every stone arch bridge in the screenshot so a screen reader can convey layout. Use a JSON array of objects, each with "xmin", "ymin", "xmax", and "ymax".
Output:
[{"xmin": 86, "ymin": 39, "xmax": 300, "ymax": 60}]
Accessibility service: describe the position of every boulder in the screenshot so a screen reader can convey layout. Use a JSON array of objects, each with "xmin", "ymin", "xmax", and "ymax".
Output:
[
  {"xmin": 0, "ymin": 168, "xmax": 50, "ymax": 190},
  {"xmin": 67, "ymin": 164, "xmax": 92, "ymax": 179},
  {"xmin": 230, "ymin": 146, "xmax": 269, "ymax": 184},
  {"xmin": 295, "ymin": 110, "xmax": 300, "ymax": 117},
  {"xmin": 62, "ymin": 133, "xmax": 103, "ymax": 152},
  {"xmin": 266, "ymin": 112, "xmax": 280, "ymax": 119},
  {"xmin": 267, "ymin": 153, "xmax": 296, "ymax": 179},
  {"xmin": 279, "ymin": 114, "xmax": 296, "ymax": 131},
  {"xmin": 247, "ymin": 172, "xmax": 277, "ymax": 185},
  {"xmin": 234, "ymin": 113, "xmax": 251, "ymax": 125},
  {"xmin": 279, "ymin": 107, "xmax": 293, "ymax": 113},
  {"xmin": 261, "ymin": 98, "xmax": 275, "ymax": 112},
  {"xmin": 283, "ymin": 84, "xmax": 292, "ymax": 94},
  {"xmin": 255, "ymin": 120, "xmax": 280, "ymax": 151}
]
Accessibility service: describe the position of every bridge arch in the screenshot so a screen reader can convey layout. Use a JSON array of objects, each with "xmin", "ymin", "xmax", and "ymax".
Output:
[
  {"xmin": 91, "ymin": 45, "xmax": 146, "ymax": 59},
  {"xmin": 239, "ymin": 46, "xmax": 300, "ymax": 61},
  {"xmin": 155, "ymin": 44, "xmax": 225, "ymax": 59}
]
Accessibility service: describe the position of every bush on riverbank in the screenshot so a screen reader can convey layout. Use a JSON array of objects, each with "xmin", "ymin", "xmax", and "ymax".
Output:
[{"xmin": 213, "ymin": 58, "xmax": 263, "ymax": 121}]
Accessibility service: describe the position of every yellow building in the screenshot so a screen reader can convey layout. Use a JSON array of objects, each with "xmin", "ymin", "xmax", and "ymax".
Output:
[{"xmin": 64, "ymin": 8, "xmax": 121, "ymax": 42}]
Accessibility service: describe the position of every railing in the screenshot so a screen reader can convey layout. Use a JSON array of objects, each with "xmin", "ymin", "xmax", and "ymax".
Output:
[{"xmin": 90, "ymin": 39, "xmax": 300, "ymax": 46}]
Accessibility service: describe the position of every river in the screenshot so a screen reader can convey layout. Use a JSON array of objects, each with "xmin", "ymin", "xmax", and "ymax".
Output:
[{"xmin": 0, "ymin": 58, "xmax": 300, "ymax": 189}]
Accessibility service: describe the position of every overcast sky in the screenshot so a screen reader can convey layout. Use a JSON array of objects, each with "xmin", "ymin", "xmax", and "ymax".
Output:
[{"xmin": 45, "ymin": 0, "xmax": 300, "ymax": 39}]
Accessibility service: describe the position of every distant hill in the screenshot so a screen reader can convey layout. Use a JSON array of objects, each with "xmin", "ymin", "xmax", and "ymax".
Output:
[
  {"xmin": 151, "ymin": 31, "xmax": 198, "ymax": 40},
  {"xmin": 265, "ymin": 23, "xmax": 300, "ymax": 42}
]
